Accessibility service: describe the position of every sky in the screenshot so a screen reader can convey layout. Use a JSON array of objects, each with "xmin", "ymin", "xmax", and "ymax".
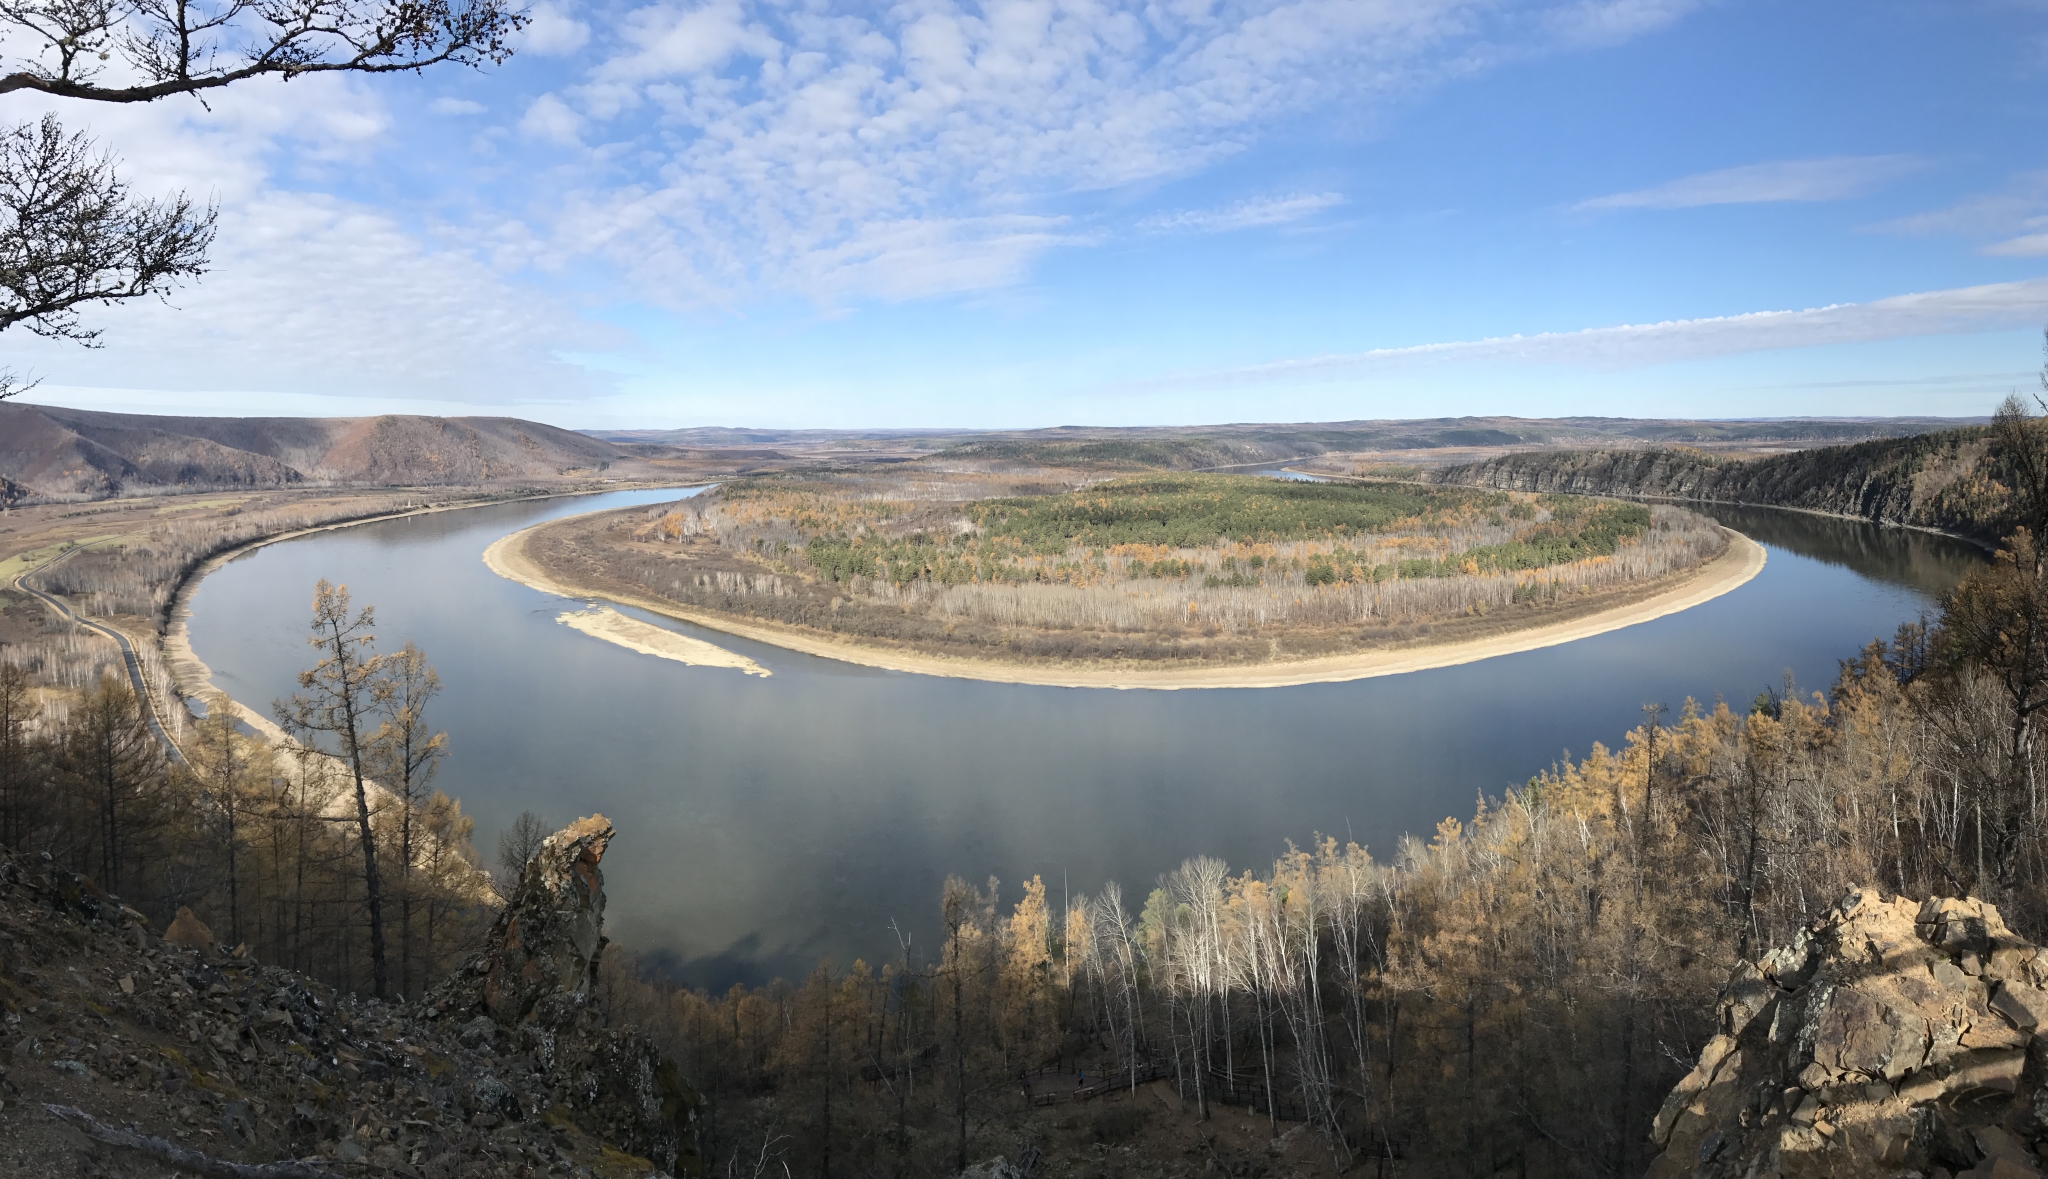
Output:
[{"xmin": 3, "ymin": 0, "xmax": 2046, "ymax": 430}]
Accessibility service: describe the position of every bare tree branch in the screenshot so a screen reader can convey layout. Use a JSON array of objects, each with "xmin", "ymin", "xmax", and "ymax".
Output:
[
  {"xmin": 0, "ymin": 113, "xmax": 213, "ymax": 348},
  {"xmin": 0, "ymin": 0, "xmax": 524, "ymax": 103}
]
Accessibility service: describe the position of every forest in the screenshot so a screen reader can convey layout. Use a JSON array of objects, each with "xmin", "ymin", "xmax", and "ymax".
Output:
[
  {"xmin": 0, "ymin": 579, "xmax": 494, "ymax": 1001},
  {"xmin": 525, "ymin": 470, "xmax": 1727, "ymax": 669}
]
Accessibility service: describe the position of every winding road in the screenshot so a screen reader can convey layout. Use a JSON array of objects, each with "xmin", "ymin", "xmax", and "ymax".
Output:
[{"xmin": 11, "ymin": 545, "xmax": 186, "ymax": 764}]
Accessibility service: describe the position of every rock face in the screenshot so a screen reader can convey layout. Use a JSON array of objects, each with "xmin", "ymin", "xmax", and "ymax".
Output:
[
  {"xmin": 472, "ymin": 814, "xmax": 612, "ymax": 1026},
  {"xmin": 1646, "ymin": 889, "xmax": 2048, "ymax": 1179},
  {"xmin": 1428, "ymin": 431, "xmax": 2011, "ymax": 546},
  {"xmin": 432, "ymin": 814, "xmax": 698, "ymax": 1175}
]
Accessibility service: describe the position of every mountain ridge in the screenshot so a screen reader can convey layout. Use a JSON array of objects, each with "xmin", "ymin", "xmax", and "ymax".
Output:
[{"xmin": 0, "ymin": 403, "xmax": 646, "ymax": 499}]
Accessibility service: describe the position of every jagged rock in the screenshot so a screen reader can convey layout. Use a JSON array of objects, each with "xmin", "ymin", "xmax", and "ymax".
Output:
[
  {"xmin": 0, "ymin": 835, "xmax": 700, "ymax": 1178},
  {"xmin": 440, "ymin": 814, "xmax": 612, "ymax": 1027},
  {"xmin": 163, "ymin": 906, "xmax": 213, "ymax": 950},
  {"xmin": 1645, "ymin": 889, "xmax": 2048, "ymax": 1179},
  {"xmin": 431, "ymin": 815, "xmax": 699, "ymax": 1175}
]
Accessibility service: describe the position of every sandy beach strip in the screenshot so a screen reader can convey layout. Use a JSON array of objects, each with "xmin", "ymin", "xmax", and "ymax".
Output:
[
  {"xmin": 556, "ymin": 605, "xmax": 771, "ymax": 676},
  {"xmin": 484, "ymin": 523, "xmax": 1766, "ymax": 690}
]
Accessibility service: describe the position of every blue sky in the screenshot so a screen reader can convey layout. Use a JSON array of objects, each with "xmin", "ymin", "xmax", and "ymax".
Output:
[{"xmin": 8, "ymin": 0, "xmax": 2048, "ymax": 428}]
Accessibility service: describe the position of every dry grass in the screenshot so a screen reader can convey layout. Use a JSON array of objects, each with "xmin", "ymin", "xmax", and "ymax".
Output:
[{"xmin": 540, "ymin": 470, "xmax": 1728, "ymax": 666}]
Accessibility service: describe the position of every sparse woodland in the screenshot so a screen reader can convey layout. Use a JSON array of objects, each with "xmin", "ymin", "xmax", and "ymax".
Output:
[
  {"xmin": 554, "ymin": 399, "xmax": 2048, "ymax": 1176},
  {"xmin": 0, "ymin": 580, "xmax": 495, "ymax": 1002},
  {"xmin": 10, "ymin": 407, "xmax": 2048, "ymax": 1173},
  {"xmin": 537, "ymin": 471, "xmax": 1727, "ymax": 667}
]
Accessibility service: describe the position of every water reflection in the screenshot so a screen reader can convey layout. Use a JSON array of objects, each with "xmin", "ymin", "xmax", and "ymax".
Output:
[
  {"xmin": 1695, "ymin": 504, "xmax": 1982, "ymax": 599},
  {"xmin": 186, "ymin": 490, "xmax": 1982, "ymax": 989}
]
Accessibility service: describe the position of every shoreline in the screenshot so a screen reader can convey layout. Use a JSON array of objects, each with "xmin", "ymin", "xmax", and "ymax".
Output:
[
  {"xmin": 160, "ymin": 483, "xmax": 709, "ymax": 730},
  {"xmin": 484, "ymin": 521, "xmax": 1767, "ymax": 690}
]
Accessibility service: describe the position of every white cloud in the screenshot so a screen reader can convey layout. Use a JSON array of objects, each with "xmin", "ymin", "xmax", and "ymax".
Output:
[
  {"xmin": 0, "ymin": 75, "xmax": 619, "ymax": 405},
  {"xmin": 514, "ymin": 0, "xmax": 1697, "ymax": 305},
  {"xmin": 520, "ymin": 94, "xmax": 586, "ymax": 145},
  {"xmin": 1124, "ymin": 279, "xmax": 2048, "ymax": 390},
  {"xmin": 1870, "ymin": 171, "xmax": 2048, "ymax": 255},
  {"xmin": 1577, "ymin": 155, "xmax": 1925, "ymax": 212},
  {"xmin": 1140, "ymin": 193, "xmax": 1345, "ymax": 234},
  {"xmin": 0, "ymin": 191, "xmax": 624, "ymax": 401},
  {"xmin": 429, "ymin": 97, "xmax": 488, "ymax": 115},
  {"xmin": 1543, "ymin": 0, "xmax": 1703, "ymax": 48},
  {"xmin": 521, "ymin": 2, "xmax": 593, "ymax": 55},
  {"xmin": 1986, "ymin": 233, "xmax": 2048, "ymax": 257}
]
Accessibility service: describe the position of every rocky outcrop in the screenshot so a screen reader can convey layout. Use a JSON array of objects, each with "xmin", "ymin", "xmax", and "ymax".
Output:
[
  {"xmin": 1429, "ymin": 429, "xmax": 2016, "ymax": 546},
  {"xmin": 1647, "ymin": 890, "xmax": 2048, "ymax": 1179},
  {"xmin": 0, "ymin": 825, "xmax": 698, "ymax": 1178},
  {"xmin": 431, "ymin": 815, "xmax": 697, "ymax": 1174},
  {"xmin": 439, "ymin": 815, "xmax": 613, "ymax": 1027}
]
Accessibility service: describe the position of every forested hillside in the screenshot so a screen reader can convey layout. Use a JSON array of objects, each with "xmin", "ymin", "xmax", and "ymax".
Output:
[
  {"xmin": 592, "ymin": 416, "xmax": 1979, "ymax": 469},
  {"xmin": 1426, "ymin": 425, "xmax": 2018, "ymax": 545}
]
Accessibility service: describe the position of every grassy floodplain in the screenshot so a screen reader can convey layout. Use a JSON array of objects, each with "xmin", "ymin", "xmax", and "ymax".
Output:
[{"xmin": 522, "ymin": 470, "xmax": 1733, "ymax": 669}]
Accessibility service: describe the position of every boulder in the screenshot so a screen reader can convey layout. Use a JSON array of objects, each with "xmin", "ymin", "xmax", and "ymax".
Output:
[
  {"xmin": 1645, "ymin": 889, "xmax": 2048, "ymax": 1179},
  {"xmin": 162, "ymin": 906, "xmax": 213, "ymax": 950}
]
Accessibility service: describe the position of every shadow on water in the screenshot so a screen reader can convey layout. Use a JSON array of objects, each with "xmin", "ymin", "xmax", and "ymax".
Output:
[
  {"xmin": 1698, "ymin": 504, "xmax": 1984, "ymax": 600},
  {"xmin": 185, "ymin": 492, "xmax": 1985, "ymax": 991}
]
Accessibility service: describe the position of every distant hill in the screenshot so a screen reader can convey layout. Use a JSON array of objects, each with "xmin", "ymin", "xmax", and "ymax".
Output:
[
  {"xmin": 1426, "ymin": 427, "xmax": 2019, "ymax": 546},
  {"xmin": 0, "ymin": 403, "xmax": 649, "ymax": 499},
  {"xmin": 586, "ymin": 417, "xmax": 1986, "ymax": 468}
]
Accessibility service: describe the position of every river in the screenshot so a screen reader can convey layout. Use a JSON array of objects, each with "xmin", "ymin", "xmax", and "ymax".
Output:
[{"xmin": 183, "ymin": 489, "xmax": 1982, "ymax": 987}]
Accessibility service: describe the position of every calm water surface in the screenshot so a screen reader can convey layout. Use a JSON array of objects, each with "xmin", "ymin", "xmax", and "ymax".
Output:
[{"xmin": 185, "ymin": 490, "xmax": 1983, "ymax": 986}]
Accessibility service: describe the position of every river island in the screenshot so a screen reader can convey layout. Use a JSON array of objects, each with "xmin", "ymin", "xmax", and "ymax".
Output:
[{"xmin": 484, "ymin": 471, "xmax": 1765, "ymax": 688}]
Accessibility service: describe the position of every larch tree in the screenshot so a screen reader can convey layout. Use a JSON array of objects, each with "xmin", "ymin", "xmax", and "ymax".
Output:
[
  {"xmin": 369, "ymin": 641, "xmax": 446, "ymax": 997},
  {"xmin": 0, "ymin": 658, "xmax": 40, "ymax": 845},
  {"xmin": 63, "ymin": 668, "xmax": 160, "ymax": 893},
  {"xmin": 277, "ymin": 580, "xmax": 391, "ymax": 999},
  {"xmin": 190, "ymin": 690, "xmax": 259, "ymax": 944}
]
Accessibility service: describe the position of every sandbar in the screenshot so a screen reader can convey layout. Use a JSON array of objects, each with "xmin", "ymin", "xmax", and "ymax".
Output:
[
  {"xmin": 484, "ymin": 522, "xmax": 1766, "ymax": 690},
  {"xmin": 556, "ymin": 605, "xmax": 770, "ymax": 676}
]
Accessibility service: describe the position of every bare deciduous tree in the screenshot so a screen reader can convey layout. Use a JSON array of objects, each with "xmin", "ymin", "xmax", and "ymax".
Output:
[
  {"xmin": 0, "ymin": 0, "xmax": 524, "ymax": 398},
  {"xmin": 494, "ymin": 808, "xmax": 548, "ymax": 897},
  {"xmin": 0, "ymin": 114, "xmax": 212, "ymax": 397},
  {"xmin": 370, "ymin": 641, "xmax": 445, "ymax": 997}
]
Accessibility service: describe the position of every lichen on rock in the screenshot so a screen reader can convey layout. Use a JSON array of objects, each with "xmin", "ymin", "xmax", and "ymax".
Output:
[{"xmin": 1646, "ymin": 889, "xmax": 2048, "ymax": 1179}]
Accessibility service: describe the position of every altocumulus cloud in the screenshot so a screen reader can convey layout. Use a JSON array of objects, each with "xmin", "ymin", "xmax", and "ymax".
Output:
[
  {"xmin": 1139, "ymin": 194, "xmax": 1346, "ymax": 235},
  {"xmin": 507, "ymin": 0, "xmax": 1701, "ymax": 306},
  {"xmin": 0, "ymin": 76, "xmax": 620, "ymax": 404}
]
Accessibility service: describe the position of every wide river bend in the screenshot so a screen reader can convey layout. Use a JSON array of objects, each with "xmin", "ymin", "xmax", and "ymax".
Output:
[{"xmin": 185, "ymin": 490, "xmax": 1981, "ymax": 987}]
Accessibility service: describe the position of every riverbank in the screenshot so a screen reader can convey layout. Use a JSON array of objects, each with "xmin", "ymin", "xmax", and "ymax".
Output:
[
  {"xmin": 485, "ymin": 518, "xmax": 1766, "ymax": 689},
  {"xmin": 157, "ymin": 483, "xmax": 710, "ymax": 732}
]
